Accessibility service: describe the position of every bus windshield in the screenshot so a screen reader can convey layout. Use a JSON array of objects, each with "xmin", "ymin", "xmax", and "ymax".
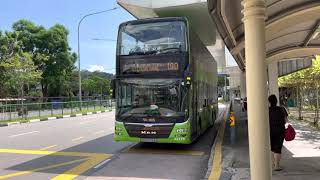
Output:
[
  {"xmin": 118, "ymin": 21, "xmax": 187, "ymax": 56},
  {"xmin": 117, "ymin": 79, "xmax": 188, "ymax": 117}
]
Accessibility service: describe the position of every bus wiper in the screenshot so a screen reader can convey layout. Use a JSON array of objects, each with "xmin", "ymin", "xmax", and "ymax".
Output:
[
  {"xmin": 158, "ymin": 47, "xmax": 181, "ymax": 54},
  {"xmin": 144, "ymin": 50, "xmax": 158, "ymax": 55},
  {"xmin": 128, "ymin": 51, "xmax": 145, "ymax": 56},
  {"xmin": 127, "ymin": 50, "xmax": 158, "ymax": 56},
  {"xmin": 120, "ymin": 112, "xmax": 146, "ymax": 121},
  {"xmin": 122, "ymin": 112, "xmax": 147, "ymax": 118}
]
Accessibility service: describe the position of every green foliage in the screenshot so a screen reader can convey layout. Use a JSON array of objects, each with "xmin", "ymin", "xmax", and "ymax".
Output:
[
  {"xmin": 279, "ymin": 56, "xmax": 320, "ymax": 87},
  {"xmin": 0, "ymin": 19, "xmax": 113, "ymax": 99},
  {"xmin": 1, "ymin": 19, "xmax": 77, "ymax": 98},
  {"xmin": 81, "ymin": 71, "xmax": 111, "ymax": 96},
  {"xmin": 14, "ymin": 20, "xmax": 77, "ymax": 97},
  {"xmin": 0, "ymin": 52, "xmax": 42, "ymax": 97},
  {"xmin": 279, "ymin": 56, "xmax": 320, "ymax": 121}
]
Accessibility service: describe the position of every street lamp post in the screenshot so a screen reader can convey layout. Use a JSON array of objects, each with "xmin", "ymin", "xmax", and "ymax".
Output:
[{"xmin": 77, "ymin": 7, "xmax": 119, "ymax": 109}]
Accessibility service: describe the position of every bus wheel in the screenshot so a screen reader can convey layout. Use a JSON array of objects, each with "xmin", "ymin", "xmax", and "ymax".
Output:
[
  {"xmin": 209, "ymin": 111, "xmax": 215, "ymax": 128},
  {"xmin": 198, "ymin": 118, "xmax": 202, "ymax": 136}
]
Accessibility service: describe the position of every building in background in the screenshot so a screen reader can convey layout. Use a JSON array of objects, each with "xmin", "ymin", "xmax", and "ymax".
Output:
[{"xmin": 226, "ymin": 66, "xmax": 241, "ymax": 99}]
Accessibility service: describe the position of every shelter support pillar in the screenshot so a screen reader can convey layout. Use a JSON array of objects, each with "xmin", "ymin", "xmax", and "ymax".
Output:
[
  {"xmin": 240, "ymin": 71, "xmax": 247, "ymax": 98},
  {"xmin": 268, "ymin": 62, "xmax": 279, "ymax": 104},
  {"xmin": 242, "ymin": 0, "xmax": 272, "ymax": 180}
]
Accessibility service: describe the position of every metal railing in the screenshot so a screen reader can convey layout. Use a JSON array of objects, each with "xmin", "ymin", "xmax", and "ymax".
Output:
[{"xmin": 0, "ymin": 99, "xmax": 115, "ymax": 122}]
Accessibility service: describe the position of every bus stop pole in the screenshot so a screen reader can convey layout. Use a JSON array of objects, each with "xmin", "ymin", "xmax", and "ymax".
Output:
[{"xmin": 242, "ymin": 0, "xmax": 272, "ymax": 179}]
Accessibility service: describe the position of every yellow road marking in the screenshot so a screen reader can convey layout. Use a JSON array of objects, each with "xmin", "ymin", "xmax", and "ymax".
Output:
[
  {"xmin": 72, "ymin": 137, "xmax": 84, "ymax": 142},
  {"xmin": 208, "ymin": 107, "xmax": 228, "ymax": 180},
  {"xmin": 40, "ymin": 145, "xmax": 57, "ymax": 150},
  {"xmin": 122, "ymin": 146, "xmax": 204, "ymax": 156},
  {"xmin": 52, "ymin": 154, "xmax": 110, "ymax": 180},
  {"xmin": 0, "ymin": 158, "xmax": 88, "ymax": 179},
  {"xmin": 0, "ymin": 149, "xmax": 108, "ymax": 157},
  {"xmin": 0, "ymin": 149, "xmax": 112, "ymax": 180}
]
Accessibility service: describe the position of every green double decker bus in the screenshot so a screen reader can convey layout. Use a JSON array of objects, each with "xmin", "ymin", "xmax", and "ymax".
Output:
[{"xmin": 113, "ymin": 17, "xmax": 218, "ymax": 144}]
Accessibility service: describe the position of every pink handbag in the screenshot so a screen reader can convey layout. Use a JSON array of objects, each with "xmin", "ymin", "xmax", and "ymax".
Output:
[{"xmin": 285, "ymin": 124, "xmax": 296, "ymax": 141}]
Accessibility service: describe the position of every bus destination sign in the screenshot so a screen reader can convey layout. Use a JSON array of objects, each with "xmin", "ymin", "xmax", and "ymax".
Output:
[
  {"xmin": 123, "ymin": 62, "xmax": 179, "ymax": 73},
  {"xmin": 118, "ymin": 53, "xmax": 186, "ymax": 78}
]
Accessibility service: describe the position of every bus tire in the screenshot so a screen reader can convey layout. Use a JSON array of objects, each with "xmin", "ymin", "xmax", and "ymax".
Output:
[
  {"xmin": 209, "ymin": 111, "xmax": 215, "ymax": 128},
  {"xmin": 198, "ymin": 118, "xmax": 202, "ymax": 136},
  {"xmin": 191, "ymin": 118, "xmax": 202, "ymax": 144}
]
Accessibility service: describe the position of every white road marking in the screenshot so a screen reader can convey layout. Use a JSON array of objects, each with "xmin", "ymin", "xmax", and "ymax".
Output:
[
  {"xmin": 7, "ymin": 122, "xmax": 20, "ymax": 126},
  {"xmin": 94, "ymin": 159, "xmax": 111, "ymax": 169},
  {"xmin": 9, "ymin": 131, "xmax": 40, "ymax": 138},
  {"xmin": 72, "ymin": 136, "xmax": 84, "ymax": 142},
  {"xmin": 29, "ymin": 119, "xmax": 40, "ymax": 123},
  {"xmin": 40, "ymin": 145, "xmax": 57, "ymax": 150}
]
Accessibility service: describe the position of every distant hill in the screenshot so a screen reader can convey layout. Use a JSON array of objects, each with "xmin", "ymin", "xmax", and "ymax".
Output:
[{"xmin": 81, "ymin": 70, "xmax": 114, "ymax": 80}]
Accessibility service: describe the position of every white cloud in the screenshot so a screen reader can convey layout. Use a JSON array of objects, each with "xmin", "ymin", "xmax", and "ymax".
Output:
[{"xmin": 88, "ymin": 65, "xmax": 105, "ymax": 72}]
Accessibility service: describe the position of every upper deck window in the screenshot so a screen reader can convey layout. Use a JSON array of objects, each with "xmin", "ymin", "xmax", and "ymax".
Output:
[{"xmin": 118, "ymin": 21, "xmax": 187, "ymax": 56}]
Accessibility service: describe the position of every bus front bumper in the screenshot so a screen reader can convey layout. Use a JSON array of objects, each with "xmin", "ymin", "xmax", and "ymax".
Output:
[{"xmin": 114, "ymin": 120, "xmax": 192, "ymax": 144}]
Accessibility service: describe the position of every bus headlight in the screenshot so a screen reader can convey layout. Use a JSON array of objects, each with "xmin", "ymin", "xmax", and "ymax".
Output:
[
  {"xmin": 176, "ymin": 134, "xmax": 187, "ymax": 137},
  {"xmin": 115, "ymin": 132, "xmax": 123, "ymax": 136},
  {"xmin": 115, "ymin": 127, "xmax": 123, "ymax": 131}
]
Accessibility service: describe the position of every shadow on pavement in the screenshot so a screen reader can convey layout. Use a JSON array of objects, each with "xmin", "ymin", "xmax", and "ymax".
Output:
[
  {"xmin": 290, "ymin": 121, "xmax": 320, "ymax": 145},
  {"xmin": 4, "ymin": 133, "xmax": 118, "ymax": 177},
  {"xmin": 273, "ymin": 146, "xmax": 320, "ymax": 180}
]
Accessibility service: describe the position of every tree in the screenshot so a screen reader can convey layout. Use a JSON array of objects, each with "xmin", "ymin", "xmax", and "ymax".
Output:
[
  {"xmin": 0, "ymin": 52, "xmax": 42, "ymax": 101},
  {"xmin": 0, "ymin": 31, "xmax": 9, "ymax": 97},
  {"xmin": 12, "ymin": 20, "xmax": 77, "ymax": 97},
  {"xmin": 82, "ymin": 74, "xmax": 110, "ymax": 96},
  {"xmin": 0, "ymin": 31, "xmax": 35, "ymax": 97},
  {"xmin": 279, "ymin": 56, "xmax": 320, "ymax": 125}
]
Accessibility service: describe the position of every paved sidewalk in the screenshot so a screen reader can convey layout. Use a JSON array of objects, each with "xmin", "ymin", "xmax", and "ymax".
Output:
[
  {"xmin": 274, "ymin": 121, "xmax": 320, "ymax": 180},
  {"xmin": 219, "ymin": 101, "xmax": 320, "ymax": 180}
]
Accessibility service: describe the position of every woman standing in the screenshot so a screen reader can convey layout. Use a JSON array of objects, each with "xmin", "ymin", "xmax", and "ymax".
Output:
[{"xmin": 268, "ymin": 94, "xmax": 288, "ymax": 171}]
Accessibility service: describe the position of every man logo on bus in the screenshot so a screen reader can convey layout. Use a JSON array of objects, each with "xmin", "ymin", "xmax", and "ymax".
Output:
[{"xmin": 141, "ymin": 131, "xmax": 157, "ymax": 135}]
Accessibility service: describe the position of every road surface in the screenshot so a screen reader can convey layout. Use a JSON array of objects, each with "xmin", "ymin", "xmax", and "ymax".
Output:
[{"xmin": 0, "ymin": 105, "xmax": 226, "ymax": 180}]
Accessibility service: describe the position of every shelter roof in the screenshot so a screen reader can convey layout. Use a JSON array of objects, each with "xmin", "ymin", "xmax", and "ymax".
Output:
[{"xmin": 208, "ymin": 0, "xmax": 320, "ymax": 70}]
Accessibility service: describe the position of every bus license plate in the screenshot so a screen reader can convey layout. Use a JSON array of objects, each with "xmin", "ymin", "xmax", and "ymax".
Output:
[{"xmin": 140, "ymin": 138, "xmax": 156, "ymax": 142}]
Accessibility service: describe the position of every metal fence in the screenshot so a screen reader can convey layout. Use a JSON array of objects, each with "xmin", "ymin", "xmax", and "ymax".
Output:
[
  {"xmin": 0, "ymin": 99, "xmax": 115, "ymax": 122},
  {"xmin": 0, "ymin": 96, "xmax": 111, "ymax": 104}
]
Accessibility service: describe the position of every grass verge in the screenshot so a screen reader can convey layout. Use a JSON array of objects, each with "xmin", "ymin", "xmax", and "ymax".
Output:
[{"xmin": 0, "ymin": 107, "xmax": 113, "ymax": 126}]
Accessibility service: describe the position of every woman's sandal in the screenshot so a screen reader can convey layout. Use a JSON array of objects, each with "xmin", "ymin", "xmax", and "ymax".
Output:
[{"xmin": 274, "ymin": 167, "xmax": 283, "ymax": 171}]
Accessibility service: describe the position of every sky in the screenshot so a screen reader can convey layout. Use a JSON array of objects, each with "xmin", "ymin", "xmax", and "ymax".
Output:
[
  {"xmin": 0, "ymin": 0, "xmax": 236, "ymax": 74},
  {"xmin": 0, "ymin": 0, "xmax": 134, "ymax": 74}
]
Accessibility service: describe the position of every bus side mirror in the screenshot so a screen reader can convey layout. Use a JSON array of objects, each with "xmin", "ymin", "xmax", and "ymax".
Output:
[
  {"xmin": 185, "ymin": 76, "xmax": 191, "ymax": 88},
  {"xmin": 110, "ymin": 79, "xmax": 116, "ymax": 99},
  {"xmin": 184, "ymin": 71, "xmax": 192, "ymax": 88}
]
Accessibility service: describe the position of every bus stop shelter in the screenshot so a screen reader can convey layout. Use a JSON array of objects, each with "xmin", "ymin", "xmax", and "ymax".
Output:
[{"xmin": 117, "ymin": 0, "xmax": 320, "ymax": 179}]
